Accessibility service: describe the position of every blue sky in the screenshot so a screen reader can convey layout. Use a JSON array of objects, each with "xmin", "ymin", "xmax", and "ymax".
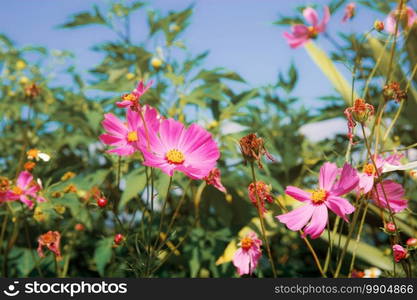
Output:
[{"xmin": 0, "ymin": 0, "xmax": 383, "ymax": 107}]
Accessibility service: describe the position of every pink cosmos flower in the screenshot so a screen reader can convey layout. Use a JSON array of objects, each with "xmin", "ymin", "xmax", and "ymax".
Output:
[
  {"xmin": 204, "ymin": 168, "xmax": 227, "ymax": 193},
  {"xmin": 7, "ymin": 171, "xmax": 45, "ymax": 208},
  {"xmin": 99, "ymin": 105, "xmax": 160, "ymax": 156},
  {"xmin": 358, "ymin": 153, "xmax": 403, "ymax": 194},
  {"xmin": 139, "ymin": 118, "xmax": 220, "ymax": 179},
  {"xmin": 232, "ymin": 232, "xmax": 262, "ymax": 276},
  {"xmin": 283, "ymin": 6, "xmax": 330, "ymax": 49},
  {"xmin": 116, "ymin": 80, "xmax": 153, "ymax": 109},
  {"xmin": 392, "ymin": 244, "xmax": 408, "ymax": 262},
  {"xmin": 277, "ymin": 162, "xmax": 358, "ymax": 239},
  {"xmin": 342, "ymin": 3, "xmax": 356, "ymax": 23},
  {"xmin": 371, "ymin": 180, "xmax": 407, "ymax": 213},
  {"xmin": 385, "ymin": 6, "xmax": 417, "ymax": 34}
]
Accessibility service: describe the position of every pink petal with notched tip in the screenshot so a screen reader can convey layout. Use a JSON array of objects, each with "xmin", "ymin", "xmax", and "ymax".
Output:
[
  {"xmin": 325, "ymin": 195, "xmax": 355, "ymax": 222},
  {"xmin": 316, "ymin": 6, "xmax": 330, "ymax": 33},
  {"xmin": 285, "ymin": 186, "xmax": 312, "ymax": 203},
  {"xmin": 302, "ymin": 204, "xmax": 328, "ymax": 239},
  {"xmin": 102, "ymin": 113, "xmax": 128, "ymax": 137},
  {"xmin": 303, "ymin": 7, "xmax": 319, "ymax": 26},
  {"xmin": 319, "ymin": 162, "xmax": 338, "ymax": 190},
  {"xmin": 331, "ymin": 163, "xmax": 359, "ymax": 196},
  {"xmin": 276, "ymin": 204, "xmax": 315, "ymax": 231}
]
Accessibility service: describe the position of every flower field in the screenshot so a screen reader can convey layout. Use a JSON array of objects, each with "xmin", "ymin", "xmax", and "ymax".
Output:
[{"xmin": 1, "ymin": 0, "xmax": 417, "ymax": 278}]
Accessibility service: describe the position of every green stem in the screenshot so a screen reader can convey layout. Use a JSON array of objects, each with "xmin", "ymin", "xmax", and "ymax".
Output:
[
  {"xmin": 250, "ymin": 162, "xmax": 277, "ymax": 278},
  {"xmin": 348, "ymin": 201, "xmax": 369, "ymax": 277}
]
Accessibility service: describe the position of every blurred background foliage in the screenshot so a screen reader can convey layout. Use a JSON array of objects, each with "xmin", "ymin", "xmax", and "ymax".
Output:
[{"xmin": 0, "ymin": 0, "xmax": 416, "ymax": 277}]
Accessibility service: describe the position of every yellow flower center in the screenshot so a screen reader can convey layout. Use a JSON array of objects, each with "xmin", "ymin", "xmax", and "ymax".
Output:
[
  {"xmin": 12, "ymin": 186, "xmax": 23, "ymax": 195},
  {"xmin": 127, "ymin": 131, "xmax": 138, "ymax": 142},
  {"xmin": 241, "ymin": 237, "xmax": 253, "ymax": 250},
  {"xmin": 122, "ymin": 93, "xmax": 138, "ymax": 103},
  {"xmin": 364, "ymin": 163, "xmax": 375, "ymax": 176},
  {"xmin": 308, "ymin": 26, "xmax": 318, "ymax": 38},
  {"xmin": 311, "ymin": 189, "xmax": 327, "ymax": 204},
  {"xmin": 166, "ymin": 149, "xmax": 185, "ymax": 164}
]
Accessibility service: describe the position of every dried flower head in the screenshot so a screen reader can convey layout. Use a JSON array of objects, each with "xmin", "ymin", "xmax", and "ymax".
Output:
[
  {"xmin": 204, "ymin": 168, "xmax": 227, "ymax": 193},
  {"xmin": 248, "ymin": 181, "xmax": 274, "ymax": 214},
  {"xmin": 344, "ymin": 98, "xmax": 374, "ymax": 144},
  {"xmin": 383, "ymin": 82, "xmax": 407, "ymax": 103},
  {"xmin": 239, "ymin": 133, "xmax": 274, "ymax": 169},
  {"xmin": 37, "ymin": 231, "xmax": 62, "ymax": 261},
  {"xmin": 24, "ymin": 83, "xmax": 41, "ymax": 98}
]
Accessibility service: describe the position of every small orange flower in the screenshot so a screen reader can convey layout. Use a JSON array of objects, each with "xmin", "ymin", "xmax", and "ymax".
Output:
[
  {"xmin": 63, "ymin": 184, "xmax": 77, "ymax": 193},
  {"xmin": 24, "ymin": 161, "xmax": 36, "ymax": 171},
  {"xmin": 37, "ymin": 231, "xmax": 62, "ymax": 261}
]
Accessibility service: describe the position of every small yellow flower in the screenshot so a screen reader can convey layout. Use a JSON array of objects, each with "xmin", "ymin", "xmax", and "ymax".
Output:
[
  {"xmin": 54, "ymin": 204, "xmax": 66, "ymax": 214},
  {"xmin": 34, "ymin": 207, "xmax": 48, "ymax": 222},
  {"xmin": 207, "ymin": 120, "xmax": 219, "ymax": 130},
  {"xmin": 151, "ymin": 57, "xmax": 163, "ymax": 69},
  {"xmin": 19, "ymin": 76, "xmax": 29, "ymax": 85},
  {"xmin": 225, "ymin": 194, "xmax": 233, "ymax": 203},
  {"xmin": 7, "ymin": 90, "xmax": 16, "ymax": 97},
  {"xmin": 64, "ymin": 184, "xmax": 77, "ymax": 193},
  {"xmin": 125, "ymin": 73, "xmax": 135, "ymax": 80},
  {"xmin": 16, "ymin": 60, "xmax": 27, "ymax": 70},
  {"xmin": 61, "ymin": 171, "xmax": 76, "ymax": 181}
]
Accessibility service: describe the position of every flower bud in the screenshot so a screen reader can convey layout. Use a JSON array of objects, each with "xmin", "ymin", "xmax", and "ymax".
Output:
[
  {"xmin": 406, "ymin": 237, "xmax": 417, "ymax": 248},
  {"xmin": 97, "ymin": 197, "xmax": 108, "ymax": 208},
  {"xmin": 75, "ymin": 223, "xmax": 85, "ymax": 231},
  {"xmin": 151, "ymin": 57, "xmax": 163, "ymax": 69},
  {"xmin": 114, "ymin": 233, "xmax": 124, "ymax": 245},
  {"xmin": 385, "ymin": 222, "xmax": 396, "ymax": 233},
  {"xmin": 374, "ymin": 20, "xmax": 384, "ymax": 32}
]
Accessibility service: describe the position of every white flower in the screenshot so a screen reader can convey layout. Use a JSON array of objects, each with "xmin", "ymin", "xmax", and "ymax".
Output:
[
  {"xmin": 26, "ymin": 149, "xmax": 50, "ymax": 162},
  {"xmin": 382, "ymin": 161, "xmax": 417, "ymax": 173},
  {"xmin": 363, "ymin": 267, "xmax": 381, "ymax": 278}
]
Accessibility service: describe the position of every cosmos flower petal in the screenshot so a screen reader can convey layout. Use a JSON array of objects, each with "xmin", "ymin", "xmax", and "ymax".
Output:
[
  {"xmin": 357, "ymin": 173, "xmax": 374, "ymax": 194},
  {"xmin": 17, "ymin": 171, "xmax": 33, "ymax": 189},
  {"xmin": 302, "ymin": 204, "xmax": 328, "ymax": 239},
  {"xmin": 276, "ymin": 204, "xmax": 315, "ymax": 231},
  {"xmin": 316, "ymin": 6, "xmax": 330, "ymax": 32},
  {"xmin": 99, "ymin": 134, "xmax": 124, "ymax": 146},
  {"xmin": 372, "ymin": 180, "xmax": 407, "ymax": 213},
  {"xmin": 382, "ymin": 161, "xmax": 417, "ymax": 173},
  {"xmin": 102, "ymin": 113, "xmax": 128, "ymax": 137},
  {"xmin": 326, "ymin": 195, "xmax": 355, "ymax": 222},
  {"xmin": 319, "ymin": 162, "xmax": 338, "ymax": 190},
  {"xmin": 331, "ymin": 163, "xmax": 359, "ymax": 196},
  {"xmin": 303, "ymin": 7, "xmax": 319, "ymax": 26},
  {"xmin": 285, "ymin": 186, "xmax": 312, "ymax": 202}
]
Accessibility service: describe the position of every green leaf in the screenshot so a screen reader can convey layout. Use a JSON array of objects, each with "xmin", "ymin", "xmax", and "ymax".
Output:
[
  {"xmin": 16, "ymin": 249, "xmax": 36, "ymax": 276},
  {"xmin": 192, "ymin": 68, "xmax": 245, "ymax": 83},
  {"xmin": 321, "ymin": 229, "xmax": 394, "ymax": 272},
  {"xmin": 304, "ymin": 41, "xmax": 357, "ymax": 104},
  {"xmin": 119, "ymin": 168, "xmax": 146, "ymax": 209},
  {"xmin": 94, "ymin": 238, "xmax": 114, "ymax": 276},
  {"xmin": 59, "ymin": 5, "xmax": 106, "ymax": 28}
]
